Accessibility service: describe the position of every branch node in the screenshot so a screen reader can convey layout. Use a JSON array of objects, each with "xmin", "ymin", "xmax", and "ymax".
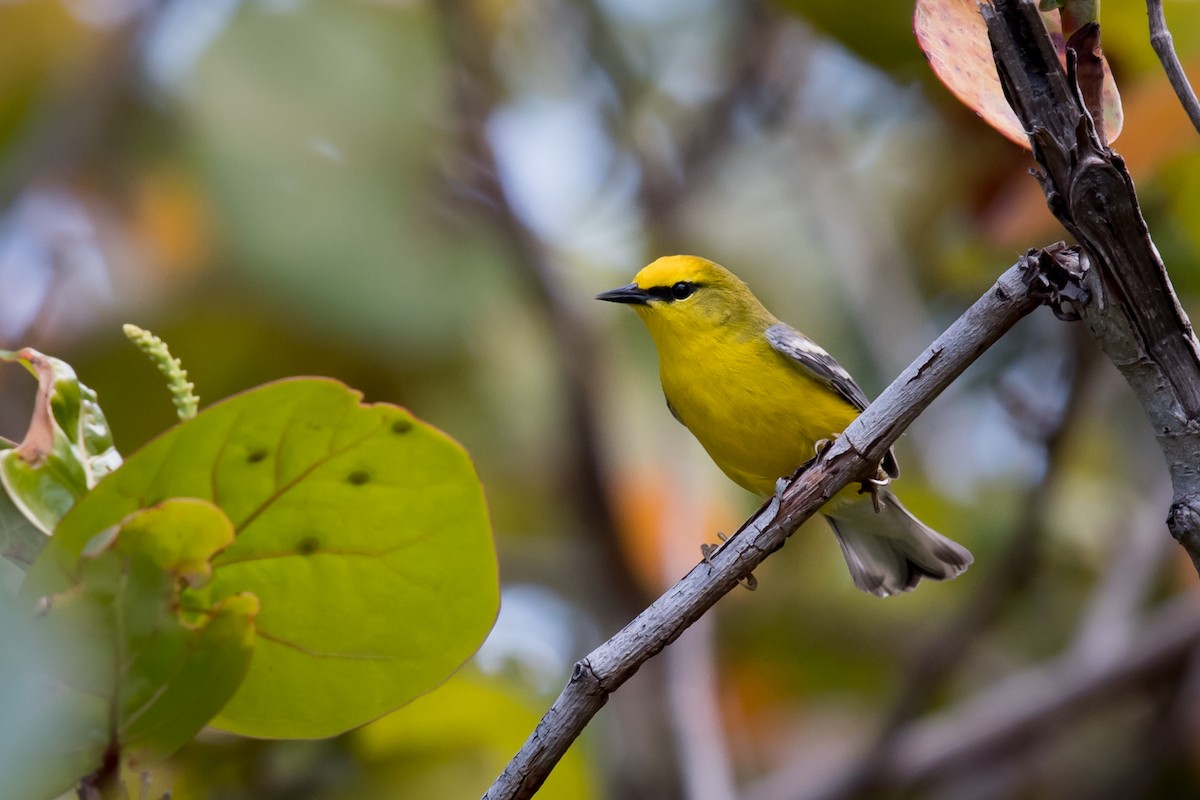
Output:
[
  {"xmin": 1020, "ymin": 243, "xmax": 1089, "ymax": 321},
  {"xmin": 912, "ymin": 347, "xmax": 944, "ymax": 380},
  {"xmin": 571, "ymin": 659, "xmax": 609, "ymax": 697},
  {"xmin": 1167, "ymin": 497, "xmax": 1200, "ymax": 574}
]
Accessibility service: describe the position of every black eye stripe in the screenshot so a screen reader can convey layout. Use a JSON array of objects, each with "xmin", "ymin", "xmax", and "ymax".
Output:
[{"xmin": 647, "ymin": 282, "xmax": 700, "ymax": 302}]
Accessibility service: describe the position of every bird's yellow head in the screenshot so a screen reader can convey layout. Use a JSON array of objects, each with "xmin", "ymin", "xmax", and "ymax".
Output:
[{"xmin": 596, "ymin": 255, "xmax": 774, "ymax": 346}]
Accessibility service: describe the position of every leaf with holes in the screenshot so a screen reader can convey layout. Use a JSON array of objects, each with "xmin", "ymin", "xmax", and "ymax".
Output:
[
  {"xmin": 18, "ymin": 499, "xmax": 255, "ymax": 799},
  {"xmin": 914, "ymin": 0, "xmax": 1122, "ymax": 147},
  {"xmin": 25, "ymin": 378, "xmax": 497, "ymax": 738}
]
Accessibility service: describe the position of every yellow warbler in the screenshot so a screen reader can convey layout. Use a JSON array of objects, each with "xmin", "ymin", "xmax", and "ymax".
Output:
[{"xmin": 598, "ymin": 255, "xmax": 971, "ymax": 596}]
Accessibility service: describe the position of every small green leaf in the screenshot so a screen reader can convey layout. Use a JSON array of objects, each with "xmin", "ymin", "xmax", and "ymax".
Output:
[
  {"xmin": 1062, "ymin": 0, "xmax": 1100, "ymax": 32},
  {"xmin": 18, "ymin": 499, "xmax": 255, "ymax": 797},
  {"xmin": 31, "ymin": 378, "xmax": 498, "ymax": 739},
  {"xmin": 0, "ymin": 348, "xmax": 121, "ymax": 546},
  {"xmin": 123, "ymin": 592, "xmax": 258, "ymax": 762}
]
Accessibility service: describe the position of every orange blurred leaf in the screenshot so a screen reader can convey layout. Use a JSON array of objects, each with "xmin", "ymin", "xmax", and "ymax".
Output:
[{"xmin": 612, "ymin": 469, "xmax": 738, "ymax": 593}]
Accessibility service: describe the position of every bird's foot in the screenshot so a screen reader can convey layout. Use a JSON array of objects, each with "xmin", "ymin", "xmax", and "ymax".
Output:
[
  {"xmin": 700, "ymin": 532, "xmax": 758, "ymax": 590},
  {"xmin": 857, "ymin": 465, "xmax": 892, "ymax": 513}
]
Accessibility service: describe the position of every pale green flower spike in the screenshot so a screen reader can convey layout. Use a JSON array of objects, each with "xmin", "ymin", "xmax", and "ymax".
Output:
[{"xmin": 123, "ymin": 324, "xmax": 199, "ymax": 420}]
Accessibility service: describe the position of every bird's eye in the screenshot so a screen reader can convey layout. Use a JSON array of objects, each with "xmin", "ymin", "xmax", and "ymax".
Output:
[{"xmin": 671, "ymin": 281, "xmax": 696, "ymax": 300}]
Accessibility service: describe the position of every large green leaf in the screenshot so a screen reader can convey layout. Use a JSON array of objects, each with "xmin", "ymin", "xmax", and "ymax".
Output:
[
  {"xmin": 31, "ymin": 378, "xmax": 498, "ymax": 738},
  {"xmin": 0, "ymin": 491, "xmax": 43, "ymax": 570},
  {"xmin": 18, "ymin": 499, "xmax": 255, "ymax": 799},
  {"xmin": 0, "ymin": 348, "xmax": 121, "ymax": 554}
]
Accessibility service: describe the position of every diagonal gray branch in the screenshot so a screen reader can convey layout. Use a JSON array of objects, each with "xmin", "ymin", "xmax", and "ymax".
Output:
[{"xmin": 482, "ymin": 248, "xmax": 1076, "ymax": 800}]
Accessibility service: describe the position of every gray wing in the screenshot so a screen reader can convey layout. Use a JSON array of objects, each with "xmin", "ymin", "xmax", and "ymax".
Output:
[
  {"xmin": 765, "ymin": 323, "xmax": 871, "ymax": 411},
  {"xmin": 765, "ymin": 323, "xmax": 899, "ymax": 479}
]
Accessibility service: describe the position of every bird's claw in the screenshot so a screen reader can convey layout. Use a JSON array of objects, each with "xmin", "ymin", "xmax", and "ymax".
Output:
[
  {"xmin": 857, "ymin": 464, "xmax": 892, "ymax": 512},
  {"xmin": 700, "ymin": 532, "xmax": 758, "ymax": 590},
  {"xmin": 700, "ymin": 530, "xmax": 731, "ymax": 566}
]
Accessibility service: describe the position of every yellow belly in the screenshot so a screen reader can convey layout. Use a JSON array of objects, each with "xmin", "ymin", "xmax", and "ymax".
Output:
[{"xmin": 659, "ymin": 337, "xmax": 861, "ymax": 497}]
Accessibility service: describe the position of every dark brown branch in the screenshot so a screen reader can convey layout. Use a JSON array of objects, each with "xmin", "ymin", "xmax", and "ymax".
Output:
[
  {"xmin": 985, "ymin": 0, "xmax": 1200, "ymax": 576},
  {"xmin": 1147, "ymin": 0, "xmax": 1200, "ymax": 136},
  {"xmin": 483, "ymin": 250, "xmax": 1069, "ymax": 800}
]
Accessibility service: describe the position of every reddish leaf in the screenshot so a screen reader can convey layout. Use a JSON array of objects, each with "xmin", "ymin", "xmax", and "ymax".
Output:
[{"xmin": 915, "ymin": 0, "xmax": 1122, "ymax": 147}]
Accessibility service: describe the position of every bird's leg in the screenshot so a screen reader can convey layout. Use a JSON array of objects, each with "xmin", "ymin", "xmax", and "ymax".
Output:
[
  {"xmin": 814, "ymin": 435, "xmax": 887, "ymax": 512},
  {"xmin": 699, "ymin": 483, "xmax": 782, "ymax": 591},
  {"xmin": 789, "ymin": 437, "xmax": 834, "ymax": 473},
  {"xmin": 858, "ymin": 465, "xmax": 891, "ymax": 513},
  {"xmin": 701, "ymin": 533, "xmax": 757, "ymax": 590}
]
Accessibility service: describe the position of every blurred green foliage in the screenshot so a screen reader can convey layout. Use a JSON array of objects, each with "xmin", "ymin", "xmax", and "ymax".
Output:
[
  {"xmin": 2, "ymin": 0, "xmax": 1200, "ymax": 797},
  {"xmin": 19, "ymin": 499, "xmax": 255, "ymax": 799}
]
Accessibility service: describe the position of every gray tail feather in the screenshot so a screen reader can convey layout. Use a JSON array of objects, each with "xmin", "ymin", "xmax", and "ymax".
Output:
[{"xmin": 823, "ymin": 491, "xmax": 972, "ymax": 598}]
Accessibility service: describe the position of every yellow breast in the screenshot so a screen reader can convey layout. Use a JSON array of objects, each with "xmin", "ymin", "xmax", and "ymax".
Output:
[{"xmin": 654, "ymin": 324, "xmax": 860, "ymax": 497}]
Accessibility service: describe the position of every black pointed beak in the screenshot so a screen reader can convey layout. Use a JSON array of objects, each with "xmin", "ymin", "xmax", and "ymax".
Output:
[{"xmin": 595, "ymin": 283, "xmax": 651, "ymax": 305}]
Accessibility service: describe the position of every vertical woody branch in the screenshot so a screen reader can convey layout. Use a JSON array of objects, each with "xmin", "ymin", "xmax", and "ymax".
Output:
[{"xmin": 983, "ymin": 0, "xmax": 1200, "ymax": 575}]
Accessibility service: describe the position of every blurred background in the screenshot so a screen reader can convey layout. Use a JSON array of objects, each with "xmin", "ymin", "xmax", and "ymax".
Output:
[{"xmin": 2, "ymin": 0, "xmax": 1200, "ymax": 798}]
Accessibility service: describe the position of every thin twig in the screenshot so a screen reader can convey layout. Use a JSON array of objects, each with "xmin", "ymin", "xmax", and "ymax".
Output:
[
  {"xmin": 483, "ymin": 249, "xmax": 1068, "ymax": 800},
  {"xmin": 434, "ymin": 4, "xmax": 684, "ymax": 795},
  {"xmin": 666, "ymin": 616, "xmax": 738, "ymax": 800},
  {"xmin": 635, "ymin": 0, "xmax": 778, "ymax": 239},
  {"xmin": 1147, "ymin": 0, "xmax": 1200, "ymax": 136},
  {"xmin": 661, "ymin": 463, "xmax": 737, "ymax": 800},
  {"xmin": 746, "ymin": 594, "xmax": 1200, "ymax": 800},
  {"xmin": 1083, "ymin": 645, "xmax": 1200, "ymax": 800},
  {"xmin": 881, "ymin": 592, "xmax": 1200, "ymax": 786}
]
